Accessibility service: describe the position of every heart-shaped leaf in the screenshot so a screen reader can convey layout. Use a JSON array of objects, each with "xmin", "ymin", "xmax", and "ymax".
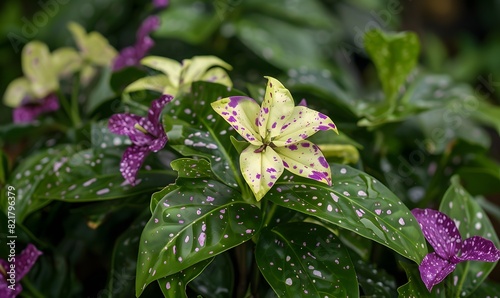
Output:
[
  {"xmin": 266, "ymin": 164, "xmax": 427, "ymax": 263},
  {"xmin": 255, "ymin": 222, "xmax": 358, "ymax": 297},
  {"xmin": 439, "ymin": 176, "xmax": 500, "ymax": 297},
  {"xmin": 135, "ymin": 178, "xmax": 261, "ymax": 296}
]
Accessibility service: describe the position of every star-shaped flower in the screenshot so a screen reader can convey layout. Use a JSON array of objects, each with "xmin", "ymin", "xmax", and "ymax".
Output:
[
  {"xmin": 3, "ymin": 41, "xmax": 80, "ymax": 123},
  {"xmin": 108, "ymin": 95, "xmax": 172, "ymax": 185},
  {"xmin": 411, "ymin": 208, "xmax": 500, "ymax": 292},
  {"xmin": 124, "ymin": 55, "xmax": 232, "ymax": 96},
  {"xmin": 211, "ymin": 77, "xmax": 338, "ymax": 200},
  {"xmin": 112, "ymin": 16, "xmax": 161, "ymax": 71},
  {"xmin": 0, "ymin": 244, "xmax": 42, "ymax": 298}
]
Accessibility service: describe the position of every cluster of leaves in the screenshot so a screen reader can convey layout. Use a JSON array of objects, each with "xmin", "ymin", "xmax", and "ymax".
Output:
[{"xmin": 1, "ymin": 0, "xmax": 500, "ymax": 297}]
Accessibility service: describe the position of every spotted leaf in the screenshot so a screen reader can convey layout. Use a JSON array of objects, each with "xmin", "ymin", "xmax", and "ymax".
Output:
[
  {"xmin": 158, "ymin": 258, "xmax": 213, "ymax": 298},
  {"xmin": 266, "ymin": 164, "xmax": 427, "ymax": 263},
  {"xmin": 167, "ymin": 82, "xmax": 247, "ymax": 189},
  {"xmin": 170, "ymin": 158, "xmax": 213, "ymax": 179},
  {"xmin": 135, "ymin": 178, "xmax": 261, "ymax": 296},
  {"xmin": 438, "ymin": 176, "xmax": 500, "ymax": 297},
  {"xmin": 255, "ymin": 222, "xmax": 358, "ymax": 297},
  {"xmin": 258, "ymin": 76, "xmax": 294, "ymax": 139},
  {"xmin": 68, "ymin": 22, "xmax": 117, "ymax": 66}
]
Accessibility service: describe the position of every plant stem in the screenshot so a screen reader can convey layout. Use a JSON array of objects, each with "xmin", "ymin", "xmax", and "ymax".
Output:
[
  {"xmin": 454, "ymin": 262, "xmax": 469, "ymax": 298},
  {"xmin": 70, "ymin": 71, "xmax": 82, "ymax": 127},
  {"xmin": 22, "ymin": 278, "xmax": 45, "ymax": 298}
]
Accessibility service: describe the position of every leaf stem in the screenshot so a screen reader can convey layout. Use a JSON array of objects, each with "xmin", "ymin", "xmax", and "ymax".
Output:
[
  {"xmin": 454, "ymin": 262, "xmax": 469, "ymax": 298},
  {"xmin": 70, "ymin": 71, "xmax": 82, "ymax": 127}
]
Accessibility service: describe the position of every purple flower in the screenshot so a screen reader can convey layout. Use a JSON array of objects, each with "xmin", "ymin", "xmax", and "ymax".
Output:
[
  {"xmin": 112, "ymin": 16, "xmax": 161, "ymax": 71},
  {"xmin": 0, "ymin": 244, "xmax": 42, "ymax": 298},
  {"xmin": 152, "ymin": 0, "xmax": 169, "ymax": 9},
  {"xmin": 13, "ymin": 94, "xmax": 59, "ymax": 123},
  {"xmin": 411, "ymin": 208, "xmax": 500, "ymax": 292},
  {"xmin": 108, "ymin": 95, "xmax": 172, "ymax": 185}
]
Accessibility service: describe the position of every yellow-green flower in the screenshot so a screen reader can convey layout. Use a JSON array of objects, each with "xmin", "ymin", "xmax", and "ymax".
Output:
[
  {"xmin": 211, "ymin": 77, "xmax": 338, "ymax": 200},
  {"xmin": 124, "ymin": 55, "xmax": 232, "ymax": 96}
]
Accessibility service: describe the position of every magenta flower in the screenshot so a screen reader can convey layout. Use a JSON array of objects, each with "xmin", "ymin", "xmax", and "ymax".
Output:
[
  {"xmin": 13, "ymin": 94, "xmax": 59, "ymax": 123},
  {"xmin": 112, "ymin": 16, "xmax": 161, "ymax": 71},
  {"xmin": 108, "ymin": 95, "xmax": 172, "ymax": 185},
  {"xmin": 0, "ymin": 244, "xmax": 42, "ymax": 298},
  {"xmin": 411, "ymin": 208, "xmax": 500, "ymax": 292}
]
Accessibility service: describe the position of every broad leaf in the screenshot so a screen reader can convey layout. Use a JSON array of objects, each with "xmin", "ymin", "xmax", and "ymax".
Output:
[
  {"xmin": 255, "ymin": 222, "xmax": 358, "ymax": 297},
  {"xmin": 135, "ymin": 178, "xmax": 261, "ymax": 296},
  {"xmin": 439, "ymin": 176, "xmax": 500, "ymax": 297},
  {"xmin": 398, "ymin": 262, "xmax": 446, "ymax": 298},
  {"xmin": 364, "ymin": 30, "xmax": 420, "ymax": 104},
  {"xmin": 188, "ymin": 253, "xmax": 234, "ymax": 297},
  {"xmin": 158, "ymin": 258, "xmax": 213, "ymax": 298},
  {"xmin": 170, "ymin": 158, "xmax": 213, "ymax": 179},
  {"xmin": 166, "ymin": 82, "xmax": 247, "ymax": 189},
  {"xmin": 266, "ymin": 164, "xmax": 427, "ymax": 263},
  {"xmin": 351, "ymin": 254, "xmax": 396, "ymax": 297}
]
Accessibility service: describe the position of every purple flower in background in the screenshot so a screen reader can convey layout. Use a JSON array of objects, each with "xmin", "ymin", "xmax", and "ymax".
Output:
[
  {"xmin": 0, "ymin": 244, "xmax": 42, "ymax": 298},
  {"xmin": 411, "ymin": 208, "xmax": 500, "ymax": 292},
  {"xmin": 152, "ymin": 0, "xmax": 169, "ymax": 9},
  {"xmin": 112, "ymin": 16, "xmax": 161, "ymax": 71},
  {"xmin": 108, "ymin": 95, "xmax": 172, "ymax": 185},
  {"xmin": 13, "ymin": 94, "xmax": 59, "ymax": 123}
]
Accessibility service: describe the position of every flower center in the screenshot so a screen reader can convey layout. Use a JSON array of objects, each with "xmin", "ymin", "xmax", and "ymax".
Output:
[
  {"xmin": 134, "ymin": 123, "xmax": 150, "ymax": 135},
  {"xmin": 254, "ymin": 141, "xmax": 276, "ymax": 153}
]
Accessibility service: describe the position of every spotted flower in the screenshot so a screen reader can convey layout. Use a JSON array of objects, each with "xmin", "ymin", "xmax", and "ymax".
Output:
[
  {"xmin": 0, "ymin": 244, "xmax": 42, "ymax": 298},
  {"xmin": 211, "ymin": 77, "xmax": 338, "ymax": 200},
  {"xmin": 124, "ymin": 55, "xmax": 232, "ymax": 96},
  {"xmin": 3, "ymin": 41, "xmax": 80, "ymax": 123},
  {"xmin": 113, "ymin": 16, "xmax": 161, "ymax": 71},
  {"xmin": 411, "ymin": 208, "xmax": 500, "ymax": 292},
  {"xmin": 108, "ymin": 95, "xmax": 172, "ymax": 185}
]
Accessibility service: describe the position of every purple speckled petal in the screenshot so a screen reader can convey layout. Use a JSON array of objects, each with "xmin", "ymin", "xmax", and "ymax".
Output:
[
  {"xmin": 273, "ymin": 106, "xmax": 338, "ymax": 147},
  {"xmin": 419, "ymin": 252, "xmax": 456, "ymax": 292},
  {"xmin": 274, "ymin": 140, "xmax": 332, "ymax": 186},
  {"xmin": 211, "ymin": 96, "xmax": 262, "ymax": 145},
  {"xmin": 147, "ymin": 94, "xmax": 173, "ymax": 124},
  {"xmin": 458, "ymin": 236, "xmax": 500, "ymax": 262},
  {"xmin": 411, "ymin": 208, "xmax": 462, "ymax": 260},
  {"xmin": 12, "ymin": 94, "xmax": 59, "ymax": 123},
  {"xmin": 258, "ymin": 76, "xmax": 294, "ymax": 140},
  {"xmin": 240, "ymin": 145, "xmax": 284, "ymax": 201},
  {"xmin": 297, "ymin": 99, "xmax": 307, "ymax": 107},
  {"xmin": 108, "ymin": 113, "xmax": 153, "ymax": 146},
  {"xmin": 120, "ymin": 145, "xmax": 150, "ymax": 186},
  {"xmin": 0, "ymin": 244, "xmax": 42, "ymax": 297}
]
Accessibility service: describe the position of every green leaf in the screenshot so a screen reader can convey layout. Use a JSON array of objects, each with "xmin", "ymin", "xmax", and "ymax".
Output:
[
  {"xmin": 158, "ymin": 259, "xmax": 213, "ymax": 298},
  {"xmin": 86, "ymin": 67, "xmax": 116, "ymax": 115},
  {"xmin": 235, "ymin": 15, "xmax": 328, "ymax": 70},
  {"xmin": 439, "ymin": 176, "xmax": 500, "ymax": 297},
  {"xmin": 22, "ymin": 41, "xmax": 59, "ymax": 98},
  {"xmin": 0, "ymin": 145, "xmax": 78, "ymax": 222},
  {"xmin": 398, "ymin": 261, "xmax": 445, "ymax": 298},
  {"xmin": 470, "ymin": 279, "xmax": 500, "ymax": 297},
  {"xmin": 255, "ymin": 222, "xmax": 358, "ymax": 297},
  {"xmin": 170, "ymin": 158, "xmax": 213, "ymax": 179},
  {"xmin": 166, "ymin": 82, "xmax": 247, "ymax": 189},
  {"xmin": 351, "ymin": 254, "xmax": 396, "ymax": 297},
  {"xmin": 155, "ymin": 2, "xmax": 220, "ymax": 44},
  {"xmin": 135, "ymin": 178, "xmax": 261, "ymax": 296},
  {"xmin": 34, "ymin": 148, "xmax": 173, "ymax": 202},
  {"xmin": 188, "ymin": 253, "xmax": 234, "ymax": 297},
  {"xmin": 364, "ymin": 30, "xmax": 420, "ymax": 104},
  {"xmin": 266, "ymin": 164, "xmax": 427, "ymax": 263},
  {"xmin": 107, "ymin": 208, "xmax": 150, "ymax": 298}
]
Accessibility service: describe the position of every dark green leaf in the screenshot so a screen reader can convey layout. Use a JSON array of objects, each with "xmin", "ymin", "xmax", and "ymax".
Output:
[
  {"xmin": 439, "ymin": 176, "xmax": 500, "ymax": 297},
  {"xmin": 188, "ymin": 253, "xmax": 234, "ymax": 297},
  {"xmin": 166, "ymin": 82, "xmax": 247, "ymax": 189},
  {"xmin": 351, "ymin": 254, "xmax": 397, "ymax": 297},
  {"xmin": 158, "ymin": 258, "xmax": 213, "ymax": 298},
  {"xmin": 170, "ymin": 158, "xmax": 213, "ymax": 179},
  {"xmin": 255, "ymin": 222, "xmax": 358, "ymax": 297},
  {"xmin": 135, "ymin": 178, "xmax": 261, "ymax": 296},
  {"xmin": 267, "ymin": 164, "xmax": 427, "ymax": 263},
  {"xmin": 86, "ymin": 67, "xmax": 116, "ymax": 114}
]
